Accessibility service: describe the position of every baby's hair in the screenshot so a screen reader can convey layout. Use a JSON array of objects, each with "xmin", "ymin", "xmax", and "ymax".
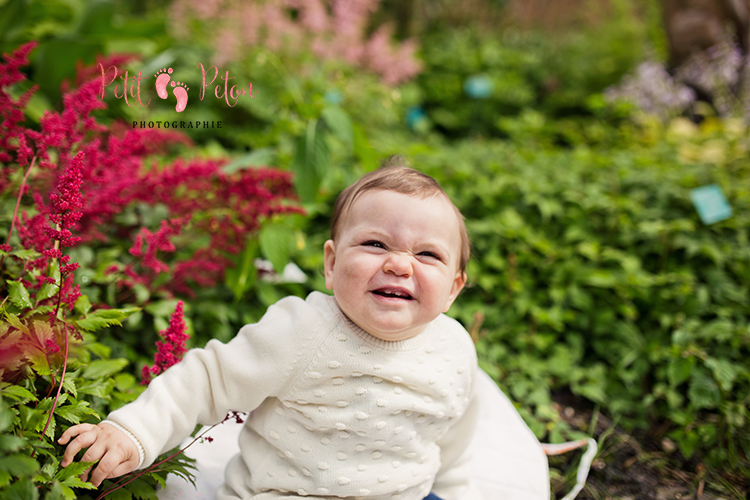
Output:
[{"xmin": 330, "ymin": 155, "xmax": 470, "ymax": 274}]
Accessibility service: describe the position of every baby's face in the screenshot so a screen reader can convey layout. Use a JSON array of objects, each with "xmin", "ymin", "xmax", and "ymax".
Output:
[{"xmin": 324, "ymin": 189, "xmax": 465, "ymax": 342}]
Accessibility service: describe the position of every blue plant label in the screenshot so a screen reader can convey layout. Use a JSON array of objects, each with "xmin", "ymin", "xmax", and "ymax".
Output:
[
  {"xmin": 324, "ymin": 89, "xmax": 343, "ymax": 105},
  {"xmin": 405, "ymin": 105, "xmax": 428, "ymax": 130},
  {"xmin": 690, "ymin": 184, "xmax": 733, "ymax": 225},
  {"xmin": 464, "ymin": 74, "xmax": 493, "ymax": 99}
]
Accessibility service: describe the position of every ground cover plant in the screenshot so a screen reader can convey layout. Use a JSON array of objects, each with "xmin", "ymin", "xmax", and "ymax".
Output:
[{"xmin": 2, "ymin": 0, "xmax": 750, "ymax": 498}]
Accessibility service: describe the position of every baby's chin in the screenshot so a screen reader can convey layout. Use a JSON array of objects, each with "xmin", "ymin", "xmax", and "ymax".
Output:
[
  {"xmin": 365, "ymin": 328, "xmax": 423, "ymax": 342},
  {"xmin": 349, "ymin": 315, "xmax": 426, "ymax": 342}
]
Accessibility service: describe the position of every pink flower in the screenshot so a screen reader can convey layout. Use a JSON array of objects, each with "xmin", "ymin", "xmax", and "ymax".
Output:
[
  {"xmin": 142, "ymin": 301, "xmax": 189, "ymax": 385},
  {"xmin": 46, "ymin": 151, "xmax": 84, "ymax": 249},
  {"xmin": 129, "ymin": 215, "xmax": 192, "ymax": 274},
  {"xmin": 45, "ymin": 339, "xmax": 61, "ymax": 354},
  {"xmin": 168, "ymin": 0, "xmax": 422, "ymax": 86}
]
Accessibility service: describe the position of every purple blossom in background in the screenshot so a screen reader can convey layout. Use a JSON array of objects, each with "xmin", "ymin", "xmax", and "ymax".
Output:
[
  {"xmin": 675, "ymin": 38, "xmax": 748, "ymax": 116},
  {"xmin": 604, "ymin": 61, "xmax": 696, "ymax": 120},
  {"xmin": 605, "ymin": 35, "xmax": 750, "ymax": 120}
]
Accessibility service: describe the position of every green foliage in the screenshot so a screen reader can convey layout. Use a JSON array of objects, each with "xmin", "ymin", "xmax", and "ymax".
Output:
[
  {"xmin": 398, "ymin": 117, "xmax": 750, "ymax": 475},
  {"xmin": 0, "ymin": 248, "xmax": 195, "ymax": 499},
  {"xmin": 0, "ymin": 0, "xmax": 171, "ymax": 111},
  {"xmin": 5, "ymin": 0, "xmax": 750, "ymax": 491},
  {"xmin": 418, "ymin": 12, "xmax": 645, "ymax": 139}
]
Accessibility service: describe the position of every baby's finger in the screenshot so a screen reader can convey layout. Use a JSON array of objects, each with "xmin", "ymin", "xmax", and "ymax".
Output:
[
  {"xmin": 60, "ymin": 428, "xmax": 98, "ymax": 467},
  {"xmin": 58, "ymin": 423, "xmax": 95, "ymax": 445},
  {"xmin": 88, "ymin": 450, "xmax": 129, "ymax": 487},
  {"xmin": 78, "ymin": 467, "xmax": 91, "ymax": 485},
  {"xmin": 109, "ymin": 457, "xmax": 139, "ymax": 480}
]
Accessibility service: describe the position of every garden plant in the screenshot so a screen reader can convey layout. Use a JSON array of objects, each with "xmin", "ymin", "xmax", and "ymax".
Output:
[{"xmin": 1, "ymin": 0, "xmax": 749, "ymax": 498}]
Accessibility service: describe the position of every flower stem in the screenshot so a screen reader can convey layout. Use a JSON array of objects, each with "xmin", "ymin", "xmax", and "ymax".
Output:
[{"xmin": 37, "ymin": 323, "xmax": 69, "ymax": 447}]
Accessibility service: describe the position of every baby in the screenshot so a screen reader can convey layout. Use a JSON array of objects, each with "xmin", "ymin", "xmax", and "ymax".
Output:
[{"xmin": 60, "ymin": 159, "xmax": 482, "ymax": 500}]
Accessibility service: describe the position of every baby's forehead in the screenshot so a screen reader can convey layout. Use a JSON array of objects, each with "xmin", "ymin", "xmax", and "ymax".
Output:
[
  {"xmin": 348, "ymin": 188, "xmax": 454, "ymax": 218},
  {"xmin": 342, "ymin": 189, "xmax": 461, "ymax": 236}
]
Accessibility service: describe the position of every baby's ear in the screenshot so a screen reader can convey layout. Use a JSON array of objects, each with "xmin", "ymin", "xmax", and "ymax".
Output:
[
  {"xmin": 443, "ymin": 270, "xmax": 466, "ymax": 312},
  {"xmin": 323, "ymin": 240, "xmax": 336, "ymax": 290}
]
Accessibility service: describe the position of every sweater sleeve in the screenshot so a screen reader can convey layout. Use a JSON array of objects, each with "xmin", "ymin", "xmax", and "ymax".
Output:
[
  {"xmin": 107, "ymin": 295, "xmax": 323, "ymax": 468},
  {"xmin": 430, "ymin": 366, "xmax": 483, "ymax": 500}
]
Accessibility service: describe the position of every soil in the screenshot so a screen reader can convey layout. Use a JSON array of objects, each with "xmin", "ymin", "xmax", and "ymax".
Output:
[{"xmin": 547, "ymin": 392, "xmax": 749, "ymax": 500}]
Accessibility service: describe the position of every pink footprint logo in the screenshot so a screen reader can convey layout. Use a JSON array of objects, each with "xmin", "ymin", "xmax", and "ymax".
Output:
[
  {"xmin": 154, "ymin": 67, "xmax": 189, "ymax": 113},
  {"xmin": 154, "ymin": 68, "xmax": 173, "ymax": 99},
  {"xmin": 170, "ymin": 81, "xmax": 189, "ymax": 113}
]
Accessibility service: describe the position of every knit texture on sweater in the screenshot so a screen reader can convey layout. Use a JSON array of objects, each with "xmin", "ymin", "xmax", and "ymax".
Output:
[{"xmin": 109, "ymin": 292, "xmax": 480, "ymax": 500}]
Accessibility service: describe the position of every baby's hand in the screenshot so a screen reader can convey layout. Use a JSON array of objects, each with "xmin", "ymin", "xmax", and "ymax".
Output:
[{"xmin": 58, "ymin": 423, "xmax": 140, "ymax": 487}]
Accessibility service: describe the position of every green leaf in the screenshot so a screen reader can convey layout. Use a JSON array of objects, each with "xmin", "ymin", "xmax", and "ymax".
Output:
[
  {"xmin": 222, "ymin": 147, "xmax": 276, "ymax": 174},
  {"xmin": 0, "ymin": 435, "xmax": 25, "ymax": 452},
  {"xmin": 41, "ymin": 457, "xmax": 60, "ymax": 481},
  {"xmin": 704, "ymin": 357, "xmax": 742, "ymax": 392},
  {"xmin": 59, "ymin": 476, "xmax": 96, "ymax": 490},
  {"xmin": 43, "ymin": 481, "xmax": 66, "ymax": 500},
  {"xmin": 0, "ymin": 400, "xmax": 16, "ymax": 432},
  {"xmin": 124, "ymin": 477, "xmax": 159, "ymax": 500},
  {"xmin": 667, "ymin": 356, "xmax": 694, "ymax": 387},
  {"xmin": 36, "ymin": 281, "xmax": 59, "ymax": 303},
  {"xmin": 27, "ymin": 349, "xmax": 51, "ymax": 376},
  {"xmin": 144, "ymin": 300, "xmax": 179, "ymax": 318},
  {"xmin": 688, "ymin": 370, "xmax": 720, "ymax": 410},
  {"xmin": 102, "ymin": 485, "xmax": 133, "ymax": 500},
  {"xmin": 4, "ymin": 313, "xmax": 28, "ymax": 334},
  {"xmin": 78, "ymin": 378, "xmax": 115, "ymax": 399},
  {"xmin": 0, "ymin": 385, "xmax": 38, "ymax": 404},
  {"xmin": 86, "ymin": 342, "xmax": 111, "ymax": 360},
  {"xmin": 1, "ymin": 476, "xmax": 39, "ymax": 500},
  {"xmin": 225, "ymin": 238, "xmax": 257, "ymax": 302},
  {"xmin": 73, "ymin": 295, "xmax": 92, "ymax": 316},
  {"xmin": 671, "ymin": 429, "xmax": 700, "ymax": 459},
  {"xmin": 55, "ymin": 399, "xmax": 96, "ymax": 425},
  {"xmin": 61, "ymin": 375, "xmax": 77, "ymax": 398},
  {"xmin": 7, "ymin": 281, "xmax": 33, "ymax": 310},
  {"xmin": 75, "ymin": 307, "xmax": 140, "ymax": 332},
  {"xmin": 580, "ymin": 269, "xmax": 620, "ymax": 288},
  {"xmin": 59, "ymin": 485, "xmax": 76, "ymax": 500},
  {"xmin": 6, "ymin": 248, "xmax": 40, "ymax": 260},
  {"xmin": 82, "ymin": 358, "xmax": 129, "ymax": 380},
  {"xmin": 290, "ymin": 118, "xmax": 329, "ymax": 203},
  {"xmin": 54, "ymin": 461, "xmax": 96, "ymax": 482},
  {"xmin": 321, "ymin": 106, "xmax": 354, "ymax": 151},
  {"xmin": 0, "ymin": 455, "xmax": 39, "ymax": 476},
  {"xmin": 114, "ymin": 373, "xmax": 136, "ymax": 391},
  {"xmin": 259, "ymin": 223, "xmax": 295, "ymax": 276},
  {"xmin": 0, "ymin": 470, "xmax": 10, "ymax": 488},
  {"xmin": 55, "ymin": 401, "xmax": 96, "ymax": 424}
]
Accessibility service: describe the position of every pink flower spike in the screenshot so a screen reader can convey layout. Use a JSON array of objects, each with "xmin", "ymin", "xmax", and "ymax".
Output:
[
  {"xmin": 45, "ymin": 339, "xmax": 61, "ymax": 354},
  {"xmin": 141, "ymin": 301, "xmax": 189, "ymax": 384}
]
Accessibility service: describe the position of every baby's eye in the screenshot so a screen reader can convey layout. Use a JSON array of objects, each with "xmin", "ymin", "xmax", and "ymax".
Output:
[
  {"xmin": 363, "ymin": 240, "xmax": 385, "ymax": 249},
  {"xmin": 418, "ymin": 251, "xmax": 441, "ymax": 261}
]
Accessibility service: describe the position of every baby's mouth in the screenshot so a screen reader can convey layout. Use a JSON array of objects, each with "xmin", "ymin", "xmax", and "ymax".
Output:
[{"xmin": 372, "ymin": 287, "xmax": 413, "ymax": 300}]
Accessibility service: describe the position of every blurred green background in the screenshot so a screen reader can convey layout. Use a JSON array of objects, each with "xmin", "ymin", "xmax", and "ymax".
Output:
[{"xmin": 1, "ymin": 0, "xmax": 749, "ymax": 498}]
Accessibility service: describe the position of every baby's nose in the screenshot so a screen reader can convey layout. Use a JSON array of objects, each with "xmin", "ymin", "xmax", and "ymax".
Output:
[{"xmin": 383, "ymin": 253, "xmax": 412, "ymax": 276}]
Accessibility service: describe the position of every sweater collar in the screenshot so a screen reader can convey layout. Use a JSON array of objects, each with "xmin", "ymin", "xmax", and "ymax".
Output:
[{"xmin": 315, "ymin": 292, "xmax": 437, "ymax": 352}]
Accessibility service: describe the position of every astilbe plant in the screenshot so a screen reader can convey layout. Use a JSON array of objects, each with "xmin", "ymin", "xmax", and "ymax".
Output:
[
  {"xmin": 170, "ymin": 0, "xmax": 422, "ymax": 85},
  {"xmin": 0, "ymin": 40, "xmax": 300, "ymax": 498},
  {"xmin": 141, "ymin": 300, "xmax": 189, "ymax": 385}
]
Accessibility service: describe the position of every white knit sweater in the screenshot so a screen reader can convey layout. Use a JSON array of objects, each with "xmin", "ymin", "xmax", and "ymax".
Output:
[{"xmin": 108, "ymin": 292, "xmax": 481, "ymax": 500}]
